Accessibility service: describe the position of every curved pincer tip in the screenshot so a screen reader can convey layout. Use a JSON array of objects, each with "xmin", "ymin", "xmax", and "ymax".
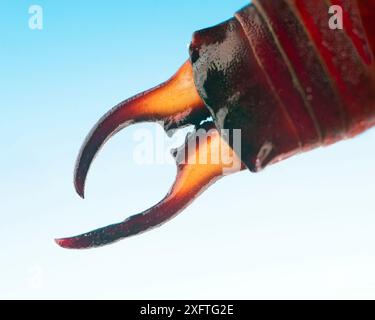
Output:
[
  {"xmin": 55, "ymin": 238, "xmax": 78, "ymax": 249},
  {"xmin": 75, "ymin": 157, "xmax": 88, "ymax": 199},
  {"xmin": 73, "ymin": 100, "xmax": 142, "ymax": 199}
]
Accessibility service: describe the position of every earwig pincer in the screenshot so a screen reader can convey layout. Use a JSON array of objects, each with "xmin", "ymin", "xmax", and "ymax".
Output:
[{"xmin": 57, "ymin": 0, "xmax": 375, "ymax": 249}]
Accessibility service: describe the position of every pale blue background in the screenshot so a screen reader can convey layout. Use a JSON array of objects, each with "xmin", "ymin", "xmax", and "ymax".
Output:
[{"xmin": 1, "ymin": 0, "xmax": 375, "ymax": 299}]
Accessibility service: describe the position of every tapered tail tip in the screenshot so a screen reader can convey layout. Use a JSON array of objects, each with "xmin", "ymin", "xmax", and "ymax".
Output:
[
  {"xmin": 55, "ymin": 238, "xmax": 69, "ymax": 249},
  {"xmin": 74, "ymin": 177, "xmax": 86, "ymax": 199},
  {"xmin": 55, "ymin": 237, "xmax": 90, "ymax": 250}
]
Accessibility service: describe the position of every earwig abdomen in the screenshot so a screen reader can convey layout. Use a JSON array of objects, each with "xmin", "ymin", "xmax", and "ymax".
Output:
[
  {"xmin": 190, "ymin": 0, "xmax": 375, "ymax": 172},
  {"xmin": 58, "ymin": 0, "xmax": 375, "ymax": 249}
]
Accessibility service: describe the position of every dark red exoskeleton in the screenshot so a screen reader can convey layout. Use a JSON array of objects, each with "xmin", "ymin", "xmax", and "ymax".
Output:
[{"xmin": 57, "ymin": 0, "xmax": 375, "ymax": 249}]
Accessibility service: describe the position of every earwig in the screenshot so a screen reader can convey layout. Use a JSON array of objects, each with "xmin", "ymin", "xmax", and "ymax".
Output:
[{"xmin": 56, "ymin": 0, "xmax": 375, "ymax": 249}]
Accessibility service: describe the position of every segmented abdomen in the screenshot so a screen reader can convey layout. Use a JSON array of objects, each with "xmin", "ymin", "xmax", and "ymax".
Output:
[{"xmin": 190, "ymin": 0, "xmax": 375, "ymax": 172}]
